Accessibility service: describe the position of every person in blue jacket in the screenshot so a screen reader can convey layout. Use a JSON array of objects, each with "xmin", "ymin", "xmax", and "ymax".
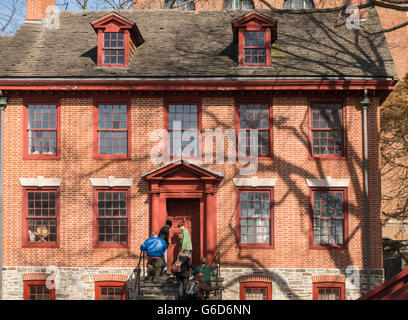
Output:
[{"xmin": 140, "ymin": 232, "xmax": 167, "ymax": 283}]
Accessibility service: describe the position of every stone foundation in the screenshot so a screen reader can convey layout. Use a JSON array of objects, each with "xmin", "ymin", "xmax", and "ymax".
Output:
[
  {"xmin": 2, "ymin": 266, "xmax": 134, "ymax": 300},
  {"xmin": 220, "ymin": 268, "xmax": 384, "ymax": 300},
  {"xmin": 1, "ymin": 266, "xmax": 383, "ymax": 300}
]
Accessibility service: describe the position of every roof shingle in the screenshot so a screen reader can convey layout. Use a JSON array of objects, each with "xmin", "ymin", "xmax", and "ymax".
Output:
[{"xmin": 0, "ymin": 9, "xmax": 397, "ymax": 79}]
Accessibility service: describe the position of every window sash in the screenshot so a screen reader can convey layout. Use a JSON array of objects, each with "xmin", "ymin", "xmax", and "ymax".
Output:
[
  {"xmin": 26, "ymin": 191, "xmax": 58, "ymax": 243},
  {"xmin": 245, "ymin": 287, "xmax": 268, "ymax": 300},
  {"xmin": 96, "ymin": 191, "xmax": 128, "ymax": 244},
  {"xmin": 28, "ymin": 285, "xmax": 51, "ymax": 300},
  {"xmin": 317, "ymin": 287, "xmax": 341, "ymax": 300},
  {"xmin": 100, "ymin": 286, "xmax": 124, "ymax": 300},
  {"xmin": 168, "ymin": 104, "xmax": 199, "ymax": 156},
  {"xmin": 97, "ymin": 105, "xmax": 128, "ymax": 155},
  {"xmin": 311, "ymin": 104, "xmax": 343, "ymax": 156},
  {"xmin": 103, "ymin": 32, "xmax": 124, "ymax": 49},
  {"xmin": 27, "ymin": 105, "xmax": 57, "ymax": 155},
  {"xmin": 243, "ymin": 31, "xmax": 266, "ymax": 64},
  {"xmin": 312, "ymin": 191, "xmax": 344, "ymax": 245},
  {"xmin": 238, "ymin": 104, "xmax": 270, "ymax": 157},
  {"xmin": 239, "ymin": 191, "xmax": 271, "ymax": 245}
]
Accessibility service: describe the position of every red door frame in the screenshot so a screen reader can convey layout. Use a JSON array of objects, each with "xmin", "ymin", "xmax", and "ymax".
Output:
[
  {"xmin": 166, "ymin": 196, "xmax": 203, "ymax": 267},
  {"xmin": 144, "ymin": 160, "xmax": 222, "ymax": 264}
]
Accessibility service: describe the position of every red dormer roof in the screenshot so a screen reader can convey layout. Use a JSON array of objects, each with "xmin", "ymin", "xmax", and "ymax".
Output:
[
  {"xmin": 91, "ymin": 12, "xmax": 143, "ymax": 45},
  {"xmin": 91, "ymin": 12, "xmax": 144, "ymax": 67},
  {"xmin": 232, "ymin": 11, "xmax": 277, "ymax": 42}
]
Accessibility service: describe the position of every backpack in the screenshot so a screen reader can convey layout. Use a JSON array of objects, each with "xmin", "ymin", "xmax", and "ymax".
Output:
[
  {"xmin": 171, "ymin": 260, "xmax": 182, "ymax": 274},
  {"xmin": 184, "ymin": 279, "xmax": 200, "ymax": 299}
]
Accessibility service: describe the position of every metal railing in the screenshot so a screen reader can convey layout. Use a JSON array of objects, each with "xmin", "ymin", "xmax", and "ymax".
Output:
[
  {"xmin": 126, "ymin": 251, "xmax": 145, "ymax": 300},
  {"xmin": 214, "ymin": 250, "xmax": 222, "ymax": 299}
]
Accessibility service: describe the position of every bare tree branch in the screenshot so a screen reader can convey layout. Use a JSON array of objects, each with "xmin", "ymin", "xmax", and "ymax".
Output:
[
  {"xmin": 75, "ymin": 0, "xmax": 89, "ymax": 10},
  {"xmin": 0, "ymin": 0, "xmax": 24, "ymax": 35}
]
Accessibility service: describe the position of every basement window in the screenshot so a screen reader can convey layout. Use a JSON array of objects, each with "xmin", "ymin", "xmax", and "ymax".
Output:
[
  {"xmin": 24, "ymin": 280, "xmax": 55, "ymax": 300},
  {"xmin": 313, "ymin": 282, "xmax": 345, "ymax": 300},
  {"xmin": 95, "ymin": 281, "xmax": 126, "ymax": 300}
]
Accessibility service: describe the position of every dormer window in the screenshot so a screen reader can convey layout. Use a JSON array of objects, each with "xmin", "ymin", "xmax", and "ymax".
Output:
[
  {"xmin": 103, "ymin": 32, "xmax": 125, "ymax": 65},
  {"xmin": 164, "ymin": 0, "xmax": 195, "ymax": 10},
  {"xmin": 223, "ymin": 0, "xmax": 255, "ymax": 10},
  {"xmin": 244, "ymin": 31, "xmax": 266, "ymax": 65},
  {"xmin": 232, "ymin": 12, "xmax": 277, "ymax": 67},
  {"xmin": 91, "ymin": 13, "xmax": 144, "ymax": 68},
  {"xmin": 283, "ymin": 0, "xmax": 315, "ymax": 9}
]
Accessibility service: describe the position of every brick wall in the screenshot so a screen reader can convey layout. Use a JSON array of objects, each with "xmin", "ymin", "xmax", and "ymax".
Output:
[
  {"xmin": 1, "ymin": 93, "xmax": 383, "ymax": 299},
  {"xmin": 26, "ymin": 0, "xmax": 55, "ymax": 21}
]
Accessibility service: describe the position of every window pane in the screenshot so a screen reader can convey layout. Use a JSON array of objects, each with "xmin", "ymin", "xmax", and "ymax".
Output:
[
  {"xmin": 100, "ymin": 286, "xmax": 123, "ymax": 300},
  {"xmin": 245, "ymin": 287, "xmax": 267, "ymax": 300},
  {"xmin": 168, "ymin": 104, "xmax": 199, "ymax": 156},
  {"xmin": 313, "ymin": 191, "xmax": 344, "ymax": 245},
  {"xmin": 311, "ymin": 104, "xmax": 342, "ymax": 155},
  {"xmin": 239, "ymin": 104, "xmax": 270, "ymax": 157},
  {"xmin": 98, "ymin": 105, "xmax": 128, "ymax": 155},
  {"xmin": 27, "ymin": 191, "xmax": 57, "ymax": 243},
  {"xmin": 97, "ymin": 192, "xmax": 128, "ymax": 243},
  {"xmin": 240, "ymin": 191, "xmax": 270, "ymax": 244},
  {"xmin": 27, "ymin": 105, "xmax": 57, "ymax": 155},
  {"xmin": 243, "ymin": 31, "xmax": 266, "ymax": 64}
]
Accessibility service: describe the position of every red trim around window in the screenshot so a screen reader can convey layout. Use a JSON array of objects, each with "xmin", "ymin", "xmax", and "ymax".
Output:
[
  {"xmin": 309, "ymin": 187, "xmax": 348, "ymax": 250},
  {"xmin": 23, "ymin": 280, "xmax": 55, "ymax": 300},
  {"xmin": 93, "ymin": 99, "xmax": 131, "ymax": 160},
  {"xmin": 313, "ymin": 282, "xmax": 345, "ymax": 300},
  {"xmin": 308, "ymin": 100, "xmax": 346, "ymax": 160},
  {"xmin": 92, "ymin": 187, "xmax": 131, "ymax": 248},
  {"xmin": 238, "ymin": 26, "xmax": 271, "ymax": 66},
  {"xmin": 92, "ymin": 13, "xmax": 144, "ymax": 69},
  {"xmin": 236, "ymin": 188, "xmax": 274, "ymax": 249},
  {"xmin": 94, "ymin": 281, "xmax": 126, "ymax": 300},
  {"xmin": 239, "ymin": 282, "xmax": 272, "ymax": 300},
  {"xmin": 163, "ymin": 98, "xmax": 202, "ymax": 160},
  {"xmin": 22, "ymin": 187, "xmax": 60, "ymax": 248},
  {"xmin": 233, "ymin": 12, "xmax": 275, "ymax": 67},
  {"xmin": 235, "ymin": 98, "xmax": 273, "ymax": 160},
  {"xmin": 22, "ymin": 98, "xmax": 60, "ymax": 160},
  {"xmin": 97, "ymin": 29, "xmax": 130, "ymax": 68}
]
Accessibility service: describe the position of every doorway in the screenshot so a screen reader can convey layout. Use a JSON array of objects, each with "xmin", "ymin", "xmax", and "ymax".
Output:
[{"xmin": 166, "ymin": 198, "xmax": 200, "ymax": 268}]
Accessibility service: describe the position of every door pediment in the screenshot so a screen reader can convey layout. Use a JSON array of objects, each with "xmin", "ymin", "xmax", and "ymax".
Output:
[{"xmin": 142, "ymin": 159, "xmax": 223, "ymax": 182}]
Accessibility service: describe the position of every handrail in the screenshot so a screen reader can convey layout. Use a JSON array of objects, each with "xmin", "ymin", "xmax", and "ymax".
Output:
[
  {"xmin": 215, "ymin": 250, "xmax": 221, "ymax": 299},
  {"xmin": 126, "ymin": 251, "xmax": 145, "ymax": 300}
]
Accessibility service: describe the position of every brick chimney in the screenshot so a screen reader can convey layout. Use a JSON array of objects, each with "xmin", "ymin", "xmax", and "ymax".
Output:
[{"xmin": 26, "ymin": 0, "xmax": 56, "ymax": 21}]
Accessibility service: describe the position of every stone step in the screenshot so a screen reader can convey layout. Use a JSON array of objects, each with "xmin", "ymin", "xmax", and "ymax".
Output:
[{"xmin": 137, "ymin": 295, "xmax": 178, "ymax": 300}]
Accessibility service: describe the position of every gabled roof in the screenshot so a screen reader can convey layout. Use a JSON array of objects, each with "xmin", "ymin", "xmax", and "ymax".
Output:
[
  {"xmin": 232, "ymin": 11, "xmax": 277, "ymax": 41},
  {"xmin": 142, "ymin": 159, "xmax": 224, "ymax": 180},
  {"xmin": 91, "ymin": 12, "xmax": 144, "ymax": 47},
  {"xmin": 0, "ymin": 9, "xmax": 397, "ymax": 80},
  {"xmin": 91, "ymin": 12, "xmax": 135, "ymax": 29},
  {"xmin": 358, "ymin": 268, "xmax": 408, "ymax": 300}
]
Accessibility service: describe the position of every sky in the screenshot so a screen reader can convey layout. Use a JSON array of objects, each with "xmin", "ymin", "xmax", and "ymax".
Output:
[{"xmin": 0, "ymin": 0, "xmax": 129, "ymax": 35}]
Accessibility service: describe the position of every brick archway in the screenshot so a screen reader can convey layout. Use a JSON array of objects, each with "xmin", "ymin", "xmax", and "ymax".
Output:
[{"xmin": 143, "ymin": 160, "xmax": 223, "ymax": 264}]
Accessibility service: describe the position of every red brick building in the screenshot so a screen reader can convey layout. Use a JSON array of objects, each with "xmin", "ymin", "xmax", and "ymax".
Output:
[{"xmin": 0, "ymin": 0, "xmax": 401, "ymax": 300}]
